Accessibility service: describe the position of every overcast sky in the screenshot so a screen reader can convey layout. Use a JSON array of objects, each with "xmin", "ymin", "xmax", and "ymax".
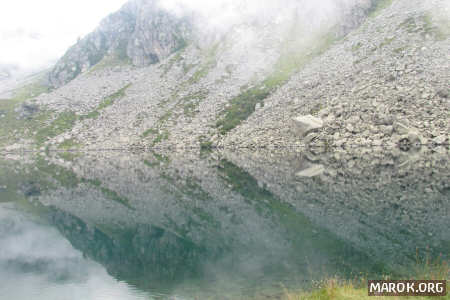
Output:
[{"xmin": 0, "ymin": 0, "xmax": 128, "ymax": 73}]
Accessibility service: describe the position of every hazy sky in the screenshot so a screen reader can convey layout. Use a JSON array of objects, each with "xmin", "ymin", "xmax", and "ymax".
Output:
[{"xmin": 0, "ymin": 0, "xmax": 128, "ymax": 73}]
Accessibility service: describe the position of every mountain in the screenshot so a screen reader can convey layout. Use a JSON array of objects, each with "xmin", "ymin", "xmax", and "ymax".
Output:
[
  {"xmin": 49, "ymin": 0, "xmax": 191, "ymax": 88},
  {"xmin": 1, "ymin": 0, "xmax": 449, "ymax": 151}
]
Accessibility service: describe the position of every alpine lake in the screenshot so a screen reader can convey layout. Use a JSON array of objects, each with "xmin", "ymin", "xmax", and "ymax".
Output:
[{"xmin": 0, "ymin": 146, "xmax": 448, "ymax": 299}]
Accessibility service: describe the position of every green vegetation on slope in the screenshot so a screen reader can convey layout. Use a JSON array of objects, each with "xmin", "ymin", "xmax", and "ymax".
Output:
[
  {"xmin": 160, "ymin": 49, "xmax": 185, "ymax": 77},
  {"xmin": 398, "ymin": 14, "xmax": 450, "ymax": 42},
  {"xmin": 182, "ymin": 90, "xmax": 209, "ymax": 118},
  {"xmin": 0, "ymin": 85, "xmax": 51, "ymax": 146},
  {"xmin": 37, "ymin": 82, "xmax": 134, "ymax": 145},
  {"xmin": 0, "ymin": 83, "xmax": 131, "ymax": 147},
  {"xmin": 89, "ymin": 54, "xmax": 132, "ymax": 73},
  {"xmin": 141, "ymin": 89, "xmax": 209, "ymax": 146},
  {"xmin": 35, "ymin": 111, "xmax": 78, "ymax": 144},
  {"xmin": 188, "ymin": 43, "xmax": 219, "ymax": 84},
  {"xmin": 369, "ymin": 0, "xmax": 395, "ymax": 18},
  {"xmin": 80, "ymin": 83, "xmax": 132, "ymax": 121},
  {"xmin": 216, "ymin": 32, "xmax": 336, "ymax": 135},
  {"xmin": 0, "ymin": 82, "xmax": 131, "ymax": 148}
]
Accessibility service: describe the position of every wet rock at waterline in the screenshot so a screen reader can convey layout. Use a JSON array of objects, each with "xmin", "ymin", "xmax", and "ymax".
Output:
[{"xmin": 292, "ymin": 115, "xmax": 324, "ymax": 137}]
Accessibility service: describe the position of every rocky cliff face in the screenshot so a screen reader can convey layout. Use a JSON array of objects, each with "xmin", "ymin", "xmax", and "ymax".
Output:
[{"xmin": 48, "ymin": 0, "xmax": 190, "ymax": 88}]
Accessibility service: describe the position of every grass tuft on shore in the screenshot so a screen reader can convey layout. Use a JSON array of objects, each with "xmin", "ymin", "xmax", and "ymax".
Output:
[{"xmin": 284, "ymin": 257, "xmax": 449, "ymax": 300}]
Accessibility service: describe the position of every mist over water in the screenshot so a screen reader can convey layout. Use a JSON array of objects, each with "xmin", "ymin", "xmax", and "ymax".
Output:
[
  {"xmin": 0, "ymin": 146, "xmax": 448, "ymax": 299},
  {"xmin": 0, "ymin": 204, "xmax": 149, "ymax": 300}
]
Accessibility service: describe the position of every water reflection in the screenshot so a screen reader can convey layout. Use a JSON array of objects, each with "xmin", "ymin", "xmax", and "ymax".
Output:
[
  {"xmin": 0, "ymin": 146, "xmax": 448, "ymax": 299},
  {"xmin": 0, "ymin": 203, "xmax": 151, "ymax": 300}
]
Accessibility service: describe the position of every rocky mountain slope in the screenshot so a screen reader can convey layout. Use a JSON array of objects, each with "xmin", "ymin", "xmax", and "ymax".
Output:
[
  {"xmin": 1, "ymin": 0, "xmax": 449, "ymax": 152},
  {"xmin": 225, "ymin": 0, "xmax": 450, "ymax": 150}
]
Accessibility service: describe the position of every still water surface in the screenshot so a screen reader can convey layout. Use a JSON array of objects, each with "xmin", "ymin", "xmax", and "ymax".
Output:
[{"xmin": 0, "ymin": 148, "xmax": 448, "ymax": 299}]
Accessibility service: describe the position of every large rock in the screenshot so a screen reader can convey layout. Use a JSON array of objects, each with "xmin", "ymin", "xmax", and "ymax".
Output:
[
  {"xmin": 14, "ymin": 102, "xmax": 39, "ymax": 120},
  {"xmin": 393, "ymin": 122, "xmax": 426, "ymax": 150},
  {"xmin": 296, "ymin": 164, "xmax": 325, "ymax": 178},
  {"xmin": 292, "ymin": 115, "xmax": 324, "ymax": 137}
]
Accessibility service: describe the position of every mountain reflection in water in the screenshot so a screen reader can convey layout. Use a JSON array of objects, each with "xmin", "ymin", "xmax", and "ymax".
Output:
[{"xmin": 0, "ymin": 146, "xmax": 448, "ymax": 300}]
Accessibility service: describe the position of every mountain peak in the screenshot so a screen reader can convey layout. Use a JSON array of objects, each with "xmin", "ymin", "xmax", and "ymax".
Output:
[{"xmin": 49, "ymin": 0, "xmax": 190, "ymax": 88}]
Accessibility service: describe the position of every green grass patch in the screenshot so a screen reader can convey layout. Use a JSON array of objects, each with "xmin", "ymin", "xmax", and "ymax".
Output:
[
  {"xmin": 182, "ymin": 62, "xmax": 198, "ymax": 75},
  {"xmin": 80, "ymin": 84, "xmax": 131, "ymax": 121},
  {"xmin": 200, "ymin": 141, "xmax": 213, "ymax": 151},
  {"xmin": 144, "ymin": 152, "xmax": 170, "ymax": 168},
  {"xmin": 352, "ymin": 42, "xmax": 363, "ymax": 52},
  {"xmin": 142, "ymin": 128, "xmax": 158, "ymax": 138},
  {"xmin": 380, "ymin": 36, "xmax": 395, "ymax": 48},
  {"xmin": 11, "ymin": 81, "xmax": 50, "ymax": 101},
  {"xmin": 0, "ymin": 82, "xmax": 51, "ymax": 146},
  {"xmin": 369, "ymin": 0, "xmax": 395, "ymax": 18},
  {"xmin": 160, "ymin": 50, "xmax": 185, "ymax": 77},
  {"xmin": 1, "ymin": 82, "xmax": 130, "ymax": 147},
  {"xmin": 142, "ymin": 127, "xmax": 170, "ymax": 146},
  {"xmin": 57, "ymin": 151, "xmax": 80, "ymax": 162},
  {"xmin": 159, "ymin": 110, "xmax": 173, "ymax": 123},
  {"xmin": 285, "ymin": 281, "xmax": 449, "ymax": 300},
  {"xmin": 80, "ymin": 177, "xmax": 133, "ymax": 209},
  {"xmin": 142, "ymin": 108, "xmax": 174, "ymax": 146},
  {"xmin": 89, "ymin": 54, "xmax": 132, "ymax": 73},
  {"xmin": 35, "ymin": 111, "xmax": 78, "ymax": 145},
  {"xmin": 79, "ymin": 110, "xmax": 100, "ymax": 120},
  {"xmin": 99, "ymin": 186, "xmax": 133, "ymax": 209},
  {"xmin": 153, "ymin": 152, "xmax": 170, "ymax": 164},
  {"xmin": 35, "ymin": 157, "xmax": 80, "ymax": 188},
  {"xmin": 0, "ymin": 154, "xmax": 133, "ymax": 212},
  {"xmin": 152, "ymin": 130, "xmax": 170, "ymax": 146},
  {"xmin": 423, "ymin": 14, "xmax": 449, "ymax": 41},
  {"xmin": 393, "ymin": 46, "xmax": 407, "ymax": 54},
  {"xmin": 285, "ymin": 258, "xmax": 449, "ymax": 300},
  {"xmin": 188, "ymin": 43, "xmax": 219, "ymax": 84},
  {"xmin": 57, "ymin": 138, "xmax": 81, "ymax": 150},
  {"xmin": 182, "ymin": 90, "xmax": 209, "ymax": 117},
  {"xmin": 98, "ymin": 84, "xmax": 131, "ymax": 110},
  {"xmin": 144, "ymin": 159, "xmax": 160, "ymax": 168},
  {"xmin": 398, "ymin": 15, "xmax": 448, "ymax": 41},
  {"xmin": 215, "ymin": 87, "xmax": 271, "ymax": 134}
]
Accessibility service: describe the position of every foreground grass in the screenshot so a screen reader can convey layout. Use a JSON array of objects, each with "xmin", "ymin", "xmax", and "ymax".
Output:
[
  {"xmin": 285, "ymin": 280, "xmax": 449, "ymax": 300},
  {"xmin": 285, "ymin": 282, "xmax": 448, "ymax": 300},
  {"xmin": 285, "ymin": 258, "xmax": 449, "ymax": 300}
]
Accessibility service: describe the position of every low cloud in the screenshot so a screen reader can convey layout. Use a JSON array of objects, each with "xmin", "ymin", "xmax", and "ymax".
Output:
[
  {"xmin": 0, "ymin": 0, "xmax": 128, "ymax": 76},
  {"xmin": 158, "ymin": 0, "xmax": 369, "ymax": 36}
]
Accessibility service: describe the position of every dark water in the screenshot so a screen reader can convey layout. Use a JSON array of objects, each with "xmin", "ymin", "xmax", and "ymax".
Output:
[{"xmin": 0, "ymin": 147, "xmax": 448, "ymax": 299}]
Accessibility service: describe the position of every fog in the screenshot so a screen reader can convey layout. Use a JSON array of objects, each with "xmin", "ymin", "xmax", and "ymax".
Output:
[
  {"xmin": 0, "ymin": 204, "xmax": 148, "ymax": 300},
  {"xmin": 158, "ymin": 0, "xmax": 371, "ymax": 36},
  {"xmin": 0, "ymin": 0, "xmax": 375, "ymax": 77},
  {"xmin": 0, "ymin": 0, "xmax": 128, "ymax": 77}
]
